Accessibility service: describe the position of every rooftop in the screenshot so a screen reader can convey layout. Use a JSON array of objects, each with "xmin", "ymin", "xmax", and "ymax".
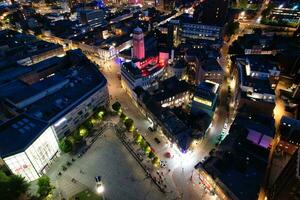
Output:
[
  {"xmin": 202, "ymin": 110, "xmax": 274, "ymax": 200},
  {"xmin": 0, "ymin": 114, "xmax": 48, "ymax": 158},
  {"xmin": 0, "ymin": 50, "xmax": 107, "ymax": 124},
  {"xmin": 201, "ymin": 59, "xmax": 223, "ymax": 71},
  {"xmin": 0, "ymin": 29, "xmax": 62, "ymax": 62},
  {"xmin": 153, "ymin": 77, "xmax": 191, "ymax": 102}
]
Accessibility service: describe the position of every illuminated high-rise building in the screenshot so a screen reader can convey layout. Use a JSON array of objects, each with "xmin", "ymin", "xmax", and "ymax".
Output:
[{"xmin": 132, "ymin": 27, "xmax": 145, "ymax": 60}]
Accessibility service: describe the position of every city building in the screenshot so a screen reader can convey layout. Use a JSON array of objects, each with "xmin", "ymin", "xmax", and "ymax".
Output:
[
  {"xmin": 0, "ymin": 30, "xmax": 64, "ymax": 66},
  {"xmin": 233, "ymin": 56, "xmax": 280, "ymax": 116},
  {"xmin": 200, "ymin": 59, "xmax": 224, "ymax": 84},
  {"xmin": 229, "ymin": 33, "xmax": 280, "ymax": 56},
  {"xmin": 195, "ymin": 0, "xmax": 229, "ymax": 26},
  {"xmin": 280, "ymin": 116, "xmax": 300, "ymax": 146},
  {"xmin": 132, "ymin": 27, "xmax": 145, "ymax": 60},
  {"xmin": 167, "ymin": 59, "xmax": 187, "ymax": 80},
  {"xmin": 0, "ymin": 49, "xmax": 109, "ymax": 139},
  {"xmin": 270, "ymin": 5, "xmax": 300, "ymax": 24},
  {"xmin": 152, "ymin": 76, "xmax": 192, "ymax": 108},
  {"xmin": 133, "ymin": 88, "xmax": 194, "ymax": 153},
  {"xmin": 121, "ymin": 59, "xmax": 166, "ymax": 98},
  {"xmin": 198, "ymin": 110, "xmax": 275, "ymax": 200},
  {"xmin": 191, "ymin": 81, "xmax": 219, "ymax": 117},
  {"xmin": 79, "ymin": 9, "xmax": 107, "ymax": 28},
  {"xmin": 168, "ymin": 14, "xmax": 223, "ymax": 45},
  {"xmin": 268, "ymin": 148, "xmax": 300, "ymax": 200},
  {"xmin": 0, "ymin": 114, "xmax": 60, "ymax": 182}
]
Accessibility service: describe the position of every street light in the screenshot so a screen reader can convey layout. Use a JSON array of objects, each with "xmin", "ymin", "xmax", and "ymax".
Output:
[{"xmin": 96, "ymin": 183, "xmax": 105, "ymax": 194}]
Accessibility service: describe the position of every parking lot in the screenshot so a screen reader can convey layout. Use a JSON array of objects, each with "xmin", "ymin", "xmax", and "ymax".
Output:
[{"xmin": 47, "ymin": 128, "xmax": 165, "ymax": 200}]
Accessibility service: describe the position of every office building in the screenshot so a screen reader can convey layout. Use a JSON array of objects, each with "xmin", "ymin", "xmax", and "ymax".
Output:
[
  {"xmin": 270, "ymin": 6, "xmax": 300, "ymax": 24},
  {"xmin": 0, "ymin": 49, "xmax": 109, "ymax": 139},
  {"xmin": 191, "ymin": 81, "xmax": 219, "ymax": 117},
  {"xmin": 200, "ymin": 59, "xmax": 224, "ymax": 84},
  {"xmin": 0, "ymin": 48, "xmax": 108, "ymax": 181},
  {"xmin": 79, "ymin": 9, "xmax": 106, "ymax": 28},
  {"xmin": 168, "ymin": 14, "xmax": 223, "ymax": 44},
  {"xmin": 152, "ymin": 76, "xmax": 192, "ymax": 108},
  {"xmin": 233, "ymin": 56, "xmax": 280, "ymax": 116}
]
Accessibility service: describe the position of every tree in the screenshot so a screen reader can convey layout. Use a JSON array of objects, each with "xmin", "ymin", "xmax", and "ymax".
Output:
[
  {"xmin": 96, "ymin": 106, "xmax": 106, "ymax": 120},
  {"xmin": 140, "ymin": 139, "xmax": 147, "ymax": 149},
  {"xmin": 79, "ymin": 127, "xmax": 88, "ymax": 137},
  {"xmin": 72, "ymin": 132, "xmax": 83, "ymax": 142},
  {"xmin": 152, "ymin": 157, "xmax": 160, "ymax": 167},
  {"xmin": 144, "ymin": 145, "xmax": 151, "ymax": 155},
  {"xmin": 112, "ymin": 102, "xmax": 121, "ymax": 113},
  {"xmin": 120, "ymin": 112, "xmax": 127, "ymax": 121},
  {"xmin": 135, "ymin": 134, "xmax": 143, "ymax": 144},
  {"xmin": 37, "ymin": 176, "xmax": 54, "ymax": 199},
  {"xmin": 0, "ymin": 171, "xmax": 29, "ymax": 200},
  {"xmin": 124, "ymin": 118, "xmax": 134, "ymax": 132},
  {"xmin": 83, "ymin": 120, "xmax": 93, "ymax": 131},
  {"xmin": 59, "ymin": 139, "xmax": 73, "ymax": 153},
  {"xmin": 148, "ymin": 151, "xmax": 155, "ymax": 159},
  {"xmin": 227, "ymin": 21, "xmax": 240, "ymax": 37}
]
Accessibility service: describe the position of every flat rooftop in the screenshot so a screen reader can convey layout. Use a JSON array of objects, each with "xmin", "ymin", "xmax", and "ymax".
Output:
[
  {"xmin": 0, "ymin": 29, "xmax": 62, "ymax": 61},
  {"xmin": 153, "ymin": 77, "xmax": 191, "ymax": 102},
  {"xmin": 0, "ymin": 50, "xmax": 107, "ymax": 124},
  {"xmin": 236, "ymin": 58, "xmax": 275, "ymax": 95},
  {"xmin": 201, "ymin": 59, "xmax": 223, "ymax": 72},
  {"xmin": 202, "ymin": 112, "xmax": 273, "ymax": 200}
]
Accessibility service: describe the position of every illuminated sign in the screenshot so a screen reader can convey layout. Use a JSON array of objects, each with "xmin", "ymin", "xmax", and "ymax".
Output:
[
  {"xmin": 54, "ymin": 117, "xmax": 67, "ymax": 127},
  {"xmin": 193, "ymin": 96, "xmax": 212, "ymax": 107}
]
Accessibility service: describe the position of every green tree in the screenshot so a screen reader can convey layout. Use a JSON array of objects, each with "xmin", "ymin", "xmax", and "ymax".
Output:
[
  {"xmin": 140, "ymin": 139, "xmax": 147, "ymax": 149},
  {"xmin": 152, "ymin": 157, "xmax": 160, "ymax": 167},
  {"xmin": 83, "ymin": 120, "xmax": 93, "ymax": 131},
  {"xmin": 79, "ymin": 127, "xmax": 88, "ymax": 137},
  {"xmin": 144, "ymin": 145, "xmax": 151, "ymax": 155},
  {"xmin": 37, "ymin": 176, "xmax": 54, "ymax": 199},
  {"xmin": 96, "ymin": 106, "xmax": 106, "ymax": 120},
  {"xmin": 227, "ymin": 21, "xmax": 240, "ymax": 37},
  {"xmin": 135, "ymin": 134, "xmax": 143, "ymax": 144},
  {"xmin": 120, "ymin": 112, "xmax": 127, "ymax": 121},
  {"xmin": 72, "ymin": 131, "xmax": 83, "ymax": 142},
  {"xmin": 124, "ymin": 118, "xmax": 134, "ymax": 132},
  {"xmin": 0, "ymin": 171, "xmax": 29, "ymax": 200},
  {"xmin": 148, "ymin": 151, "xmax": 155, "ymax": 159},
  {"xmin": 59, "ymin": 139, "xmax": 73, "ymax": 153},
  {"xmin": 112, "ymin": 102, "xmax": 121, "ymax": 113}
]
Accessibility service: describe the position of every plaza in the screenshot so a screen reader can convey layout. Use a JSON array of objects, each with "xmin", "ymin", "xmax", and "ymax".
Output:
[{"xmin": 47, "ymin": 128, "xmax": 165, "ymax": 200}]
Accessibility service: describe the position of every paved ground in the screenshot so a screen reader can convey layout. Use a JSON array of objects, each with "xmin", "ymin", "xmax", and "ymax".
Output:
[{"xmin": 48, "ymin": 128, "xmax": 165, "ymax": 200}]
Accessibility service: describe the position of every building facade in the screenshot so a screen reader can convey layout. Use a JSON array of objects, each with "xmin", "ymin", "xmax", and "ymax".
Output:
[{"xmin": 132, "ymin": 27, "xmax": 145, "ymax": 60}]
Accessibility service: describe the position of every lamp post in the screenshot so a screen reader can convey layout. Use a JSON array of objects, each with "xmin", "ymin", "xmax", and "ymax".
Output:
[{"xmin": 95, "ymin": 176, "xmax": 105, "ymax": 200}]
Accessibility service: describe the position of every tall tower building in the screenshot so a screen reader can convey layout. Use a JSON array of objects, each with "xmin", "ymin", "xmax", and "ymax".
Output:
[{"xmin": 132, "ymin": 27, "xmax": 145, "ymax": 60}]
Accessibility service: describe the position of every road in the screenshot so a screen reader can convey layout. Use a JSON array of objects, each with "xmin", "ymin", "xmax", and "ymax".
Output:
[{"xmin": 87, "ymin": 56, "xmax": 222, "ymax": 200}]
